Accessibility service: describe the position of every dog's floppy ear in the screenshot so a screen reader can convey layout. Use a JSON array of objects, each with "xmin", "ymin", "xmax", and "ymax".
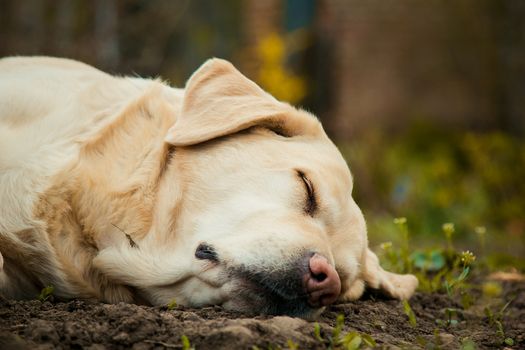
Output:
[
  {"xmin": 164, "ymin": 58, "xmax": 321, "ymax": 146},
  {"xmin": 362, "ymin": 248, "xmax": 418, "ymax": 300}
]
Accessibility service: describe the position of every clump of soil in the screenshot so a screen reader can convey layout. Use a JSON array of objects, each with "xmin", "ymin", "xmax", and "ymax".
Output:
[{"xmin": 1, "ymin": 281, "xmax": 523, "ymax": 349}]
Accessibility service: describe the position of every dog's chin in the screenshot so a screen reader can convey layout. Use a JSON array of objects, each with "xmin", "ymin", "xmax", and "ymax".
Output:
[{"xmin": 222, "ymin": 267, "xmax": 325, "ymax": 318}]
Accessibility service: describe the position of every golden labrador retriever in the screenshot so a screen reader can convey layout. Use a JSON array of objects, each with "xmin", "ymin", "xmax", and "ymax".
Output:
[{"xmin": 0, "ymin": 56, "xmax": 417, "ymax": 317}]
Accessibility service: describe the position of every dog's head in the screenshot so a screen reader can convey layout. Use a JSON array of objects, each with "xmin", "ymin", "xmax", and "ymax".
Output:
[{"xmin": 94, "ymin": 59, "xmax": 417, "ymax": 317}]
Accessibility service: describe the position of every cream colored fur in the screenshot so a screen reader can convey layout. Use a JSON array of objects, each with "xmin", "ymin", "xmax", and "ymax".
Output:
[{"xmin": 0, "ymin": 56, "xmax": 417, "ymax": 316}]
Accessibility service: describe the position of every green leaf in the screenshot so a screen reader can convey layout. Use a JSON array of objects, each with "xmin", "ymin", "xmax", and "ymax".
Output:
[
  {"xmin": 332, "ymin": 314, "xmax": 345, "ymax": 343},
  {"xmin": 495, "ymin": 321, "xmax": 504, "ymax": 338},
  {"xmin": 361, "ymin": 333, "xmax": 376, "ymax": 347},
  {"xmin": 181, "ymin": 335, "xmax": 191, "ymax": 350},
  {"xmin": 457, "ymin": 266, "xmax": 470, "ymax": 282},
  {"xmin": 346, "ymin": 335, "xmax": 362, "ymax": 350},
  {"xmin": 411, "ymin": 250, "xmax": 446, "ymax": 271},
  {"xmin": 167, "ymin": 299, "xmax": 177, "ymax": 310},
  {"xmin": 38, "ymin": 285, "xmax": 54, "ymax": 302},
  {"xmin": 341, "ymin": 331, "xmax": 358, "ymax": 345},
  {"xmin": 444, "ymin": 280, "xmax": 452, "ymax": 297},
  {"xmin": 498, "ymin": 299, "xmax": 513, "ymax": 316},
  {"xmin": 286, "ymin": 339, "xmax": 299, "ymax": 350},
  {"xmin": 403, "ymin": 300, "xmax": 417, "ymax": 327},
  {"xmin": 313, "ymin": 323, "xmax": 323, "ymax": 342}
]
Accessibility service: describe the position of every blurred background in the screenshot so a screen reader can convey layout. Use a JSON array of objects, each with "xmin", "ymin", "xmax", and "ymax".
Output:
[{"xmin": 1, "ymin": 0, "xmax": 524, "ymax": 265}]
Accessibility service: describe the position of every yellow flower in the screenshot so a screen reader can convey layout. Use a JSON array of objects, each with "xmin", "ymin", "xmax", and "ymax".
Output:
[
  {"xmin": 393, "ymin": 217, "xmax": 407, "ymax": 225},
  {"xmin": 380, "ymin": 242, "xmax": 393, "ymax": 251},
  {"xmin": 460, "ymin": 250, "xmax": 476, "ymax": 266},
  {"xmin": 442, "ymin": 223, "xmax": 455, "ymax": 237},
  {"xmin": 474, "ymin": 226, "xmax": 486, "ymax": 235}
]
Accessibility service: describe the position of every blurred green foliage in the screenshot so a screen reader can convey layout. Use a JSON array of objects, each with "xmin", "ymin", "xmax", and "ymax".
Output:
[{"xmin": 340, "ymin": 123, "xmax": 525, "ymax": 258}]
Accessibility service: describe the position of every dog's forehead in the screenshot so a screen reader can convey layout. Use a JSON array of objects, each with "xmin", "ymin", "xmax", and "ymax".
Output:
[
  {"xmin": 183, "ymin": 126, "xmax": 353, "ymax": 195},
  {"xmin": 281, "ymin": 136, "xmax": 352, "ymax": 186}
]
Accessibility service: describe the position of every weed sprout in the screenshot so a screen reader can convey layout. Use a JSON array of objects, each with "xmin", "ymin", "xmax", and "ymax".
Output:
[
  {"xmin": 37, "ymin": 285, "xmax": 54, "ymax": 302},
  {"xmin": 442, "ymin": 222, "xmax": 455, "ymax": 253}
]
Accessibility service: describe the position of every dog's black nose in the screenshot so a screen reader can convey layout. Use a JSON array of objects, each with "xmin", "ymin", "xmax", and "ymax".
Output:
[{"xmin": 195, "ymin": 243, "xmax": 218, "ymax": 262}]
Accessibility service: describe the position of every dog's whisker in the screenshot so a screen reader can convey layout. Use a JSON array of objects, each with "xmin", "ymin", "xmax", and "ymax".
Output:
[{"xmin": 111, "ymin": 223, "xmax": 139, "ymax": 249}]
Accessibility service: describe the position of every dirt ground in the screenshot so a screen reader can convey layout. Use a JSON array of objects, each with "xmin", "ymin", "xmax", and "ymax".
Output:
[{"xmin": 1, "ymin": 280, "xmax": 523, "ymax": 350}]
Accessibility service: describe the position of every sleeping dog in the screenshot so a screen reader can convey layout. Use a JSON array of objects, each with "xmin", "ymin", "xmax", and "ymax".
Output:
[{"xmin": 0, "ymin": 56, "xmax": 417, "ymax": 317}]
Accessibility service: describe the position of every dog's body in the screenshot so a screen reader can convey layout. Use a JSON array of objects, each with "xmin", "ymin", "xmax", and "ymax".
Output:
[{"xmin": 0, "ymin": 56, "xmax": 417, "ymax": 317}]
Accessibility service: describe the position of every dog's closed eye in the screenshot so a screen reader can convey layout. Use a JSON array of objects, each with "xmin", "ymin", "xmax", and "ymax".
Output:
[{"xmin": 297, "ymin": 170, "xmax": 317, "ymax": 216}]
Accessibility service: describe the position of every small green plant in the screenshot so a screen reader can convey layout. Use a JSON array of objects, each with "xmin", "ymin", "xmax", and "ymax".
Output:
[
  {"xmin": 416, "ymin": 328, "xmax": 475, "ymax": 349},
  {"xmin": 167, "ymin": 298, "xmax": 177, "ymax": 310},
  {"xmin": 442, "ymin": 222, "xmax": 455, "ymax": 254},
  {"xmin": 460, "ymin": 338, "xmax": 477, "ymax": 350},
  {"xmin": 484, "ymin": 300, "xmax": 515, "ymax": 346},
  {"xmin": 373, "ymin": 215, "xmax": 521, "ymax": 347},
  {"xmin": 314, "ymin": 314, "xmax": 376, "ymax": 350},
  {"xmin": 444, "ymin": 250, "xmax": 475, "ymax": 297},
  {"xmin": 330, "ymin": 314, "xmax": 345, "ymax": 345},
  {"xmin": 394, "ymin": 217, "xmax": 412, "ymax": 273},
  {"xmin": 286, "ymin": 339, "xmax": 299, "ymax": 350},
  {"xmin": 402, "ymin": 300, "xmax": 417, "ymax": 327},
  {"xmin": 181, "ymin": 334, "xmax": 193, "ymax": 350},
  {"xmin": 313, "ymin": 322, "xmax": 324, "ymax": 342},
  {"xmin": 38, "ymin": 285, "xmax": 54, "ymax": 302},
  {"xmin": 381, "ymin": 218, "xmax": 477, "ymax": 299},
  {"xmin": 340, "ymin": 332, "xmax": 376, "ymax": 349},
  {"xmin": 436, "ymin": 308, "xmax": 461, "ymax": 328}
]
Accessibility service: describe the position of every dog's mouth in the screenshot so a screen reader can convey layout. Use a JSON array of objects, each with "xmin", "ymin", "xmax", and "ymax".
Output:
[{"xmin": 225, "ymin": 264, "xmax": 320, "ymax": 317}]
